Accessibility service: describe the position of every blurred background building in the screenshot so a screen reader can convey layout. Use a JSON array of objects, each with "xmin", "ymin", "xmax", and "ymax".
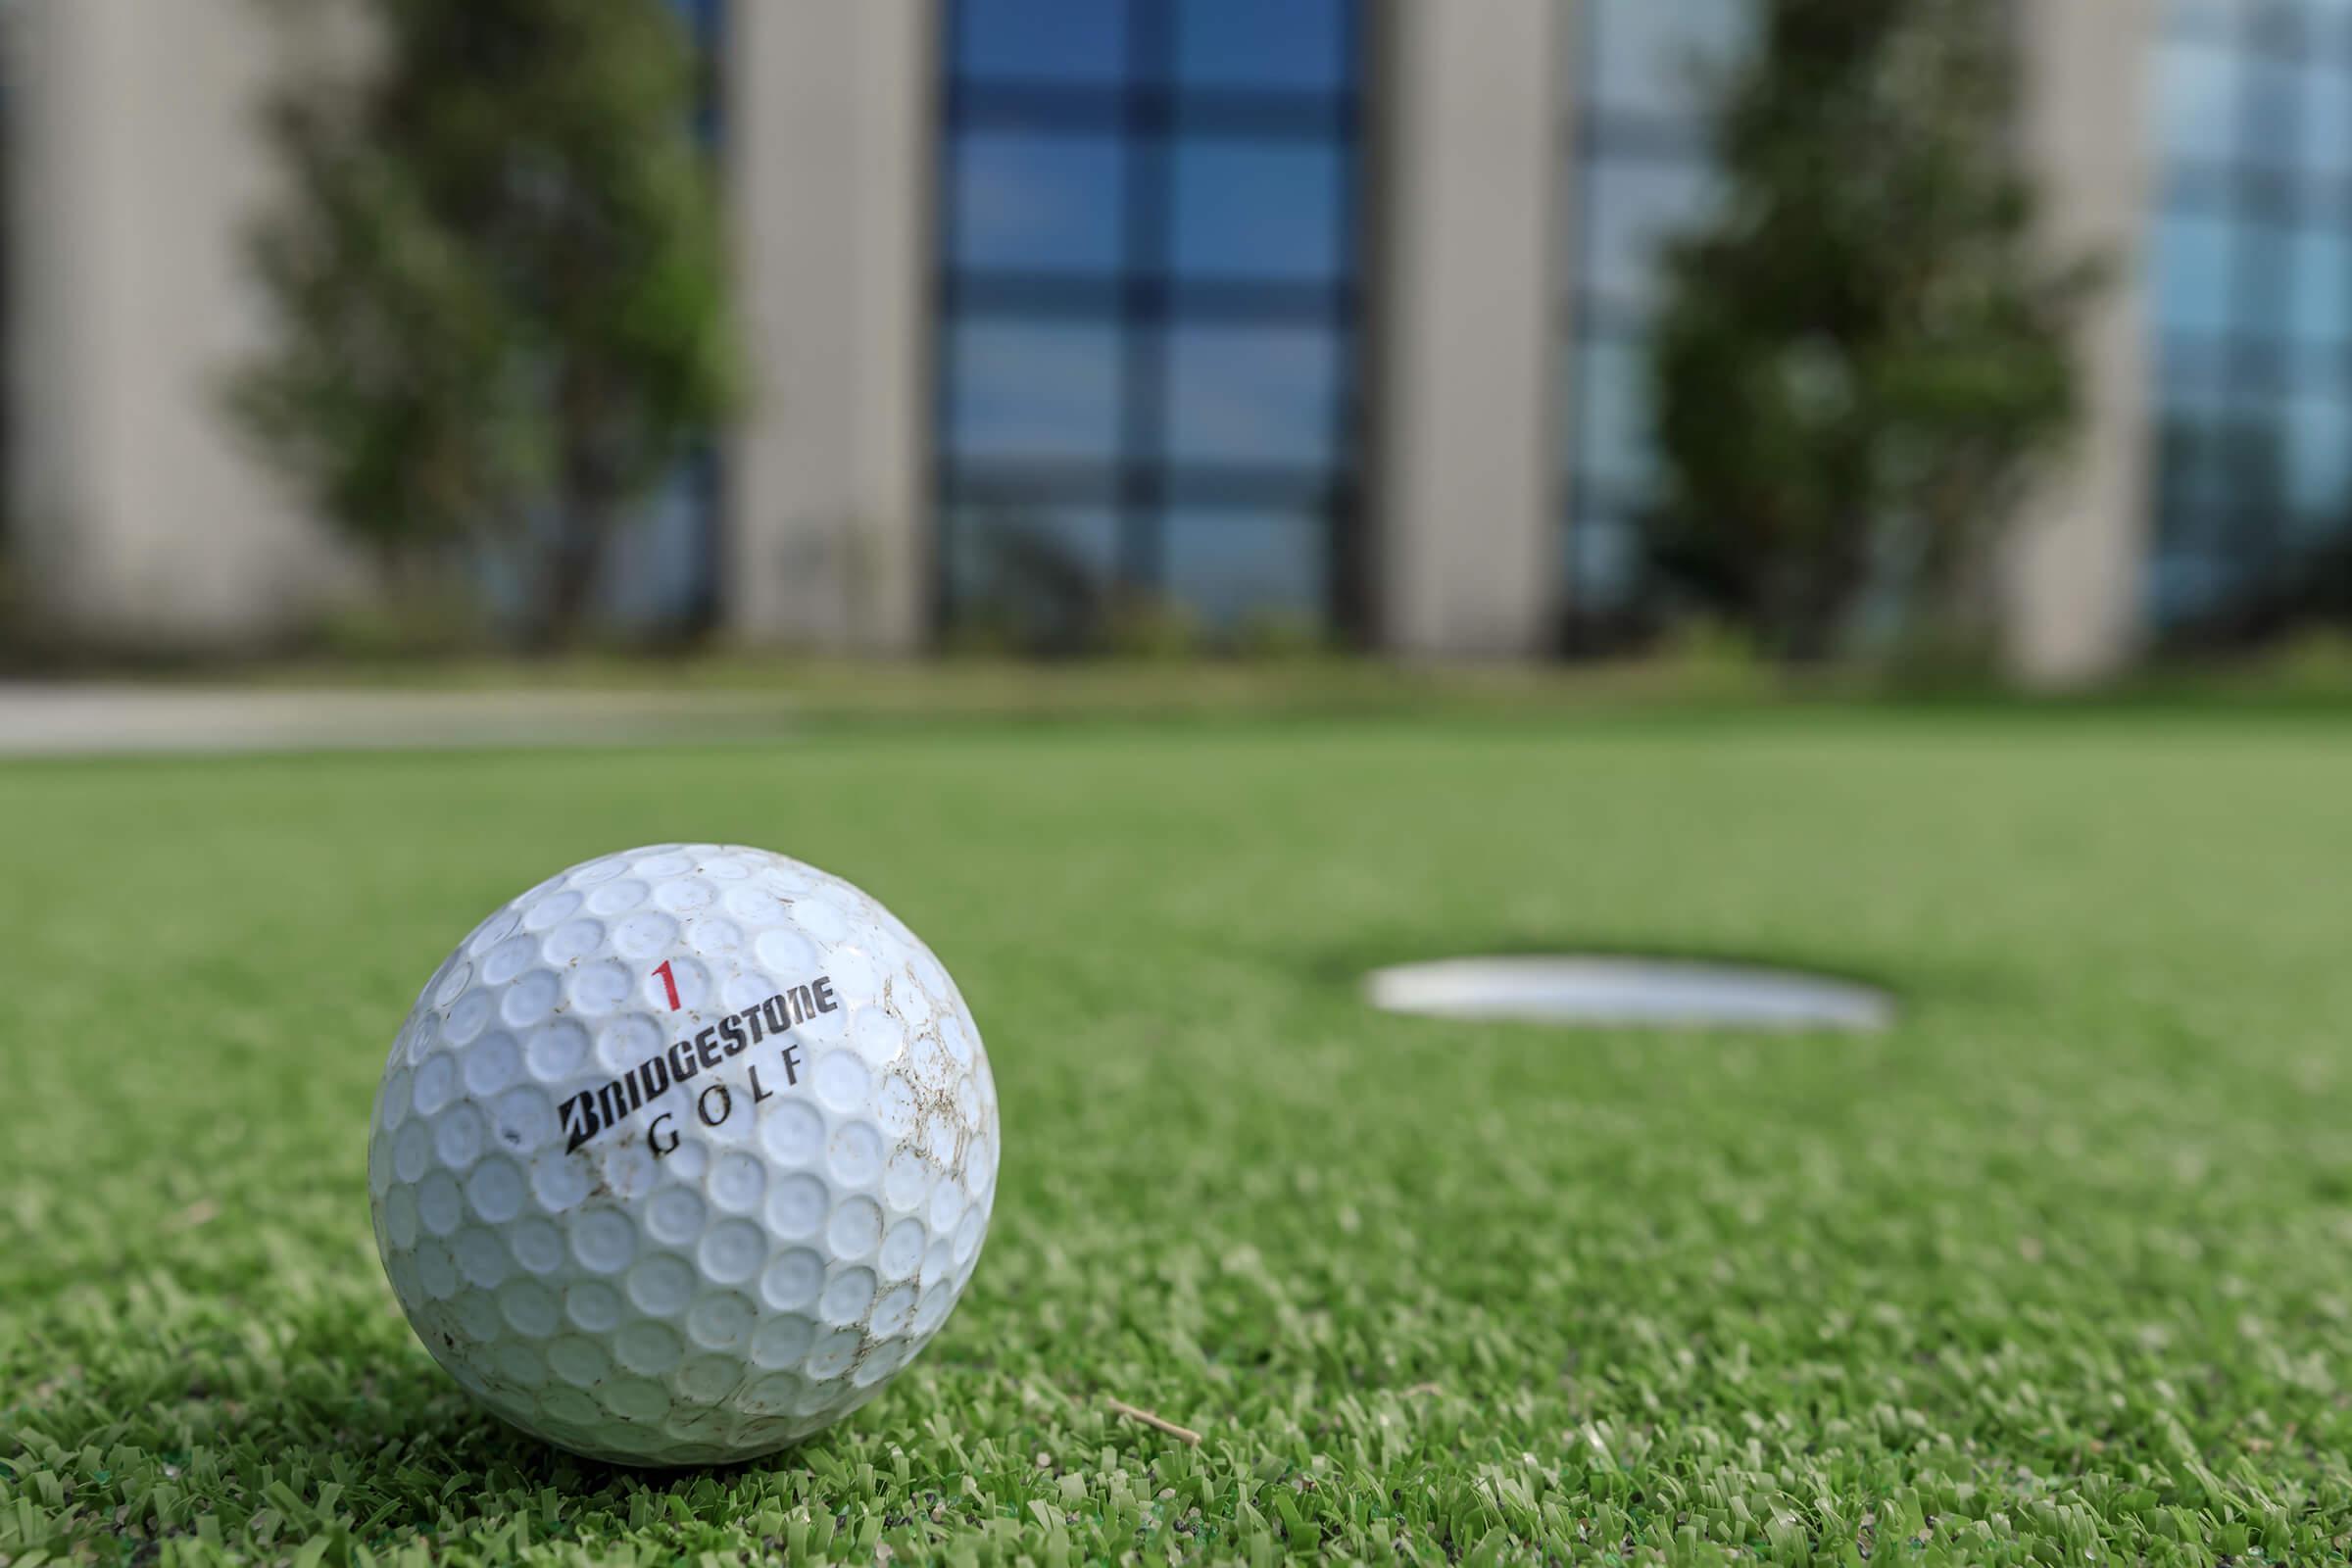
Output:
[{"xmin": 2, "ymin": 0, "xmax": 2315, "ymax": 684}]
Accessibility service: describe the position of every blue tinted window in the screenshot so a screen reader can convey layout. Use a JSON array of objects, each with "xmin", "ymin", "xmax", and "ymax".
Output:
[
  {"xmin": 1173, "ymin": 0, "xmax": 1348, "ymax": 90},
  {"xmin": 2146, "ymin": 0, "xmax": 2352, "ymax": 639},
  {"xmin": 954, "ymin": 133, "xmax": 1126, "ymax": 272},
  {"xmin": 1567, "ymin": 514, "xmax": 1644, "ymax": 611},
  {"xmin": 2290, "ymin": 226, "xmax": 2352, "ymax": 347},
  {"xmin": 945, "ymin": 506, "xmax": 1120, "ymax": 645},
  {"xmin": 2159, "ymin": 38, "xmax": 2239, "ymax": 165},
  {"xmin": 948, "ymin": 321, "xmax": 1123, "ymax": 460},
  {"xmin": 2161, "ymin": 366, "xmax": 2237, "ymax": 511},
  {"xmin": 938, "ymin": 0, "xmax": 1364, "ymax": 645},
  {"xmin": 1584, "ymin": 161, "xmax": 1722, "ymax": 312},
  {"xmin": 2302, "ymin": 55, "xmax": 2352, "ymax": 174},
  {"xmin": 668, "ymin": 0, "xmax": 722, "ymax": 52},
  {"xmin": 1171, "ymin": 141, "xmax": 1344, "ymax": 279},
  {"xmin": 1162, "ymin": 510, "xmax": 1326, "ymax": 624},
  {"xmin": 2149, "ymin": 0, "xmax": 2352, "ymax": 630},
  {"xmin": 2166, "ymin": 0, "xmax": 2238, "ymax": 40},
  {"xmin": 1590, "ymin": 0, "xmax": 1755, "ymax": 122},
  {"xmin": 2155, "ymin": 211, "xmax": 2236, "ymax": 337},
  {"xmin": 2236, "ymin": 220, "xmax": 2295, "ymax": 341},
  {"xmin": 2246, "ymin": 56, "xmax": 2300, "ymax": 170},
  {"xmin": 956, "ymin": 0, "xmax": 1126, "ymax": 83},
  {"xmin": 1165, "ymin": 326, "xmax": 1338, "ymax": 465},
  {"xmin": 1571, "ymin": 341, "xmax": 1656, "ymax": 497},
  {"xmin": 2286, "ymin": 392, "xmax": 2352, "ymax": 521},
  {"xmin": 601, "ymin": 463, "xmax": 717, "ymax": 626},
  {"xmin": 2147, "ymin": 551, "xmax": 2237, "ymax": 622},
  {"xmin": 1565, "ymin": 0, "xmax": 1753, "ymax": 629}
]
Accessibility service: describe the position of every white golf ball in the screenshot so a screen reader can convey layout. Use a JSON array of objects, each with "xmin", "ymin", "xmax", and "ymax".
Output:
[{"xmin": 367, "ymin": 844, "xmax": 999, "ymax": 1465}]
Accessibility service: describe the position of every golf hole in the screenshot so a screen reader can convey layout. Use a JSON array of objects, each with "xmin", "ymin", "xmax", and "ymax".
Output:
[{"xmin": 1364, "ymin": 956, "xmax": 1894, "ymax": 1032}]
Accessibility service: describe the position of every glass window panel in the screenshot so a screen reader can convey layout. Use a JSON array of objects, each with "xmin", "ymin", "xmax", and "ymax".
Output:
[
  {"xmin": 2164, "ymin": 0, "xmax": 2238, "ymax": 40},
  {"xmin": 1583, "ymin": 160, "xmax": 1723, "ymax": 313},
  {"xmin": 1590, "ymin": 0, "xmax": 1756, "ymax": 122},
  {"xmin": 2251, "ymin": 0, "xmax": 2308, "ymax": 47},
  {"xmin": 2290, "ymin": 225, "xmax": 2352, "ymax": 348},
  {"xmin": 2157, "ymin": 336, "xmax": 2232, "ymax": 391},
  {"xmin": 2236, "ymin": 220, "xmax": 2295, "ymax": 341},
  {"xmin": 2212, "ymin": 405, "xmax": 2290, "ymax": 511},
  {"xmin": 1172, "ymin": 0, "xmax": 1348, "ymax": 90},
  {"xmin": 2157, "ymin": 361, "xmax": 2239, "ymax": 514},
  {"xmin": 2165, "ymin": 405, "xmax": 2273, "ymax": 560},
  {"xmin": 1570, "ymin": 339, "xmax": 1658, "ymax": 496},
  {"xmin": 2166, "ymin": 417, "xmax": 2237, "ymax": 517},
  {"xmin": 2154, "ymin": 210, "xmax": 2238, "ymax": 336},
  {"xmin": 2245, "ymin": 57, "xmax": 2298, "ymax": 172},
  {"xmin": 2157, "ymin": 416, "xmax": 2215, "ymax": 519},
  {"xmin": 1162, "ymin": 510, "xmax": 1327, "ymax": 625},
  {"xmin": 2148, "ymin": 549, "xmax": 2235, "ymax": 624},
  {"xmin": 1164, "ymin": 325, "xmax": 1340, "ymax": 465},
  {"xmin": 947, "ymin": 320, "xmax": 1123, "ymax": 460},
  {"xmin": 1170, "ymin": 140, "xmax": 1345, "ymax": 280},
  {"xmin": 945, "ymin": 506, "xmax": 1119, "ymax": 643},
  {"xmin": 2158, "ymin": 36, "xmax": 2240, "ymax": 166},
  {"xmin": 668, "ymin": 0, "xmax": 722, "ymax": 50},
  {"xmin": 1568, "ymin": 512, "xmax": 1643, "ymax": 612},
  {"xmin": 2286, "ymin": 392, "xmax": 2352, "ymax": 525},
  {"xmin": 952, "ymin": 133, "xmax": 1125, "ymax": 273},
  {"xmin": 2155, "ymin": 468, "xmax": 2208, "ymax": 552},
  {"xmin": 2314, "ymin": 0, "xmax": 2352, "ymax": 50},
  {"xmin": 956, "ymin": 0, "xmax": 1127, "ymax": 84},
  {"xmin": 599, "ymin": 463, "xmax": 715, "ymax": 627},
  {"xmin": 2302, "ymin": 58, "xmax": 2352, "ymax": 176}
]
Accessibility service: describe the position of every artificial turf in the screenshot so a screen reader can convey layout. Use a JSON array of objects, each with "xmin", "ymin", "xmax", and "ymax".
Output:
[{"xmin": 4, "ymin": 710, "xmax": 2352, "ymax": 1564}]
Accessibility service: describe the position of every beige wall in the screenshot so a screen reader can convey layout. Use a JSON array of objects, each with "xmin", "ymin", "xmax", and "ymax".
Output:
[
  {"xmin": 10, "ymin": 0, "xmax": 353, "ymax": 647},
  {"xmin": 2003, "ymin": 0, "xmax": 2161, "ymax": 687},
  {"xmin": 1368, "ymin": 0, "xmax": 1564, "ymax": 658},
  {"xmin": 724, "ymin": 1, "xmax": 935, "ymax": 654}
]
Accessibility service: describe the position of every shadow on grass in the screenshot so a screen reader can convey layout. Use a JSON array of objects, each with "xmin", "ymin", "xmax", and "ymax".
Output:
[{"xmin": 10, "ymin": 1307, "xmax": 860, "ymax": 1559}]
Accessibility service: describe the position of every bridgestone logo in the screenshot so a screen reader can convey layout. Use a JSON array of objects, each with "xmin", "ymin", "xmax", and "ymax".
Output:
[{"xmin": 560, "ymin": 975, "xmax": 839, "ymax": 1154}]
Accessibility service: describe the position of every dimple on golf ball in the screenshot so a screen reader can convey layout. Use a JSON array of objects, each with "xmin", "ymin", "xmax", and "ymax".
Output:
[{"xmin": 367, "ymin": 844, "xmax": 999, "ymax": 1465}]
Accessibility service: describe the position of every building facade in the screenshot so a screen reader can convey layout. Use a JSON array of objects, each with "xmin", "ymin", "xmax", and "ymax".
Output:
[{"xmin": 11, "ymin": 1, "xmax": 2183, "ymax": 680}]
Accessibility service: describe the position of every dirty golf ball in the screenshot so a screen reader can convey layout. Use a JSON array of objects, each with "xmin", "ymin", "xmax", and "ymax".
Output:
[{"xmin": 367, "ymin": 844, "xmax": 998, "ymax": 1464}]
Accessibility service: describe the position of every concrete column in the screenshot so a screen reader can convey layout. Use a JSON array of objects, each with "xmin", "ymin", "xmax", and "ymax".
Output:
[
  {"xmin": 2003, "ymin": 0, "xmax": 2160, "ymax": 687},
  {"xmin": 726, "ymin": 0, "xmax": 935, "ymax": 653},
  {"xmin": 9, "ymin": 0, "xmax": 353, "ymax": 649},
  {"xmin": 1366, "ymin": 0, "xmax": 1563, "ymax": 658}
]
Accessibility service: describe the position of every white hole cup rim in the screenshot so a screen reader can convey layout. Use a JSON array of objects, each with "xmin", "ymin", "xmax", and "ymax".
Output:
[{"xmin": 1364, "ymin": 956, "xmax": 1894, "ymax": 1033}]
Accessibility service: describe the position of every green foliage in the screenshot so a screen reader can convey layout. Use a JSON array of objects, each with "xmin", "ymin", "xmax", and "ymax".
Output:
[
  {"xmin": 300, "ymin": 595, "xmax": 494, "ymax": 663},
  {"xmin": 1231, "ymin": 611, "xmax": 1337, "ymax": 664},
  {"xmin": 949, "ymin": 517, "xmax": 1114, "ymax": 657},
  {"xmin": 2252, "ymin": 624, "xmax": 2352, "ymax": 696},
  {"xmin": 10, "ymin": 714, "xmax": 2352, "ymax": 1562},
  {"xmin": 946, "ymin": 518, "xmax": 1312, "ymax": 662},
  {"xmin": 231, "ymin": 0, "xmax": 739, "ymax": 646},
  {"xmin": 1102, "ymin": 595, "xmax": 1206, "ymax": 662},
  {"xmin": 1648, "ymin": 0, "xmax": 2102, "ymax": 661}
]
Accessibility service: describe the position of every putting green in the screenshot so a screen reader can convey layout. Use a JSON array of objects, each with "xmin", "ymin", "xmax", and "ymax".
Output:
[{"xmin": 4, "ymin": 710, "xmax": 2350, "ymax": 1564}]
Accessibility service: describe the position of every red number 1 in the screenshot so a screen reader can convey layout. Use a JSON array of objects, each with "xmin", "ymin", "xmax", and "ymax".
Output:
[{"xmin": 653, "ymin": 959, "xmax": 681, "ymax": 1010}]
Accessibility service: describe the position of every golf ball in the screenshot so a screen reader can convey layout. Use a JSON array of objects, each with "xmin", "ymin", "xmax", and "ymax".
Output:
[{"xmin": 367, "ymin": 844, "xmax": 999, "ymax": 1465}]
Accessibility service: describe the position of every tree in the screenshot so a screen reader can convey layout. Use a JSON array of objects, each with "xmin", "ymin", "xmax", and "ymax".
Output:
[
  {"xmin": 1645, "ymin": 0, "xmax": 2102, "ymax": 662},
  {"xmin": 232, "ymin": 0, "xmax": 738, "ymax": 647}
]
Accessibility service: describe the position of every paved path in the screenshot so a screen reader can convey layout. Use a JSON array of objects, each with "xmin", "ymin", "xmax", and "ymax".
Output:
[{"xmin": 0, "ymin": 683, "xmax": 796, "ymax": 757}]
